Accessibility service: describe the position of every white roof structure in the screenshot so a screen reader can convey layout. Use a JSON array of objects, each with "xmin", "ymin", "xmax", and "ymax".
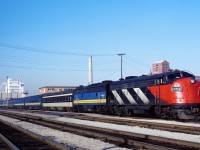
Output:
[{"xmin": 154, "ymin": 60, "xmax": 168, "ymax": 64}]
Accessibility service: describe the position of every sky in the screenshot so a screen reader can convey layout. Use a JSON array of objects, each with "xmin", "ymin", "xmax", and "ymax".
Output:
[{"xmin": 0, "ymin": 0, "xmax": 200, "ymax": 95}]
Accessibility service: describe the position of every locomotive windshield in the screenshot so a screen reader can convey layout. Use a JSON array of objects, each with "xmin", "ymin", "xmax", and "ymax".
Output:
[{"xmin": 166, "ymin": 71, "xmax": 194, "ymax": 83}]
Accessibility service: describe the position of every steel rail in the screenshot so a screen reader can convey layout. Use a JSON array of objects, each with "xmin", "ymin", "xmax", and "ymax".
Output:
[
  {"xmin": 26, "ymin": 110, "xmax": 200, "ymax": 135},
  {"xmin": 0, "ymin": 111, "xmax": 199, "ymax": 150},
  {"xmin": 64, "ymin": 114, "xmax": 200, "ymax": 135},
  {"xmin": 0, "ymin": 118, "xmax": 72, "ymax": 150},
  {"xmin": 0, "ymin": 133, "xmax": 20, "ymax": 150}
]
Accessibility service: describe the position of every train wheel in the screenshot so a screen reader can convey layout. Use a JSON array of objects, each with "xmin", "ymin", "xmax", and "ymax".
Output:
[{"xmin": 127, "ymin": 110, "xmax": 133, "ymax": 116}]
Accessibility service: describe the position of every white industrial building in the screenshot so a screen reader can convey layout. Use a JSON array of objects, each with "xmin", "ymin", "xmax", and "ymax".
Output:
[{"xmin": 0, "ymin": 77, "xmax": 25, "ymax": 100}]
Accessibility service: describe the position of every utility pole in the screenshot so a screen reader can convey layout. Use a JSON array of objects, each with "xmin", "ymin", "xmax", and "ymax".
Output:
[{"xmin": 117, "ymin": 53, "xmax": 126, "ymax": 80}]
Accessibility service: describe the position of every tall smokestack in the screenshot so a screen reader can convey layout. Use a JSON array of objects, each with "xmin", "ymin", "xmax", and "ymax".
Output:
[{"xmin": 88, "ymin": 56, "xmax": 93, "ymax": 85}]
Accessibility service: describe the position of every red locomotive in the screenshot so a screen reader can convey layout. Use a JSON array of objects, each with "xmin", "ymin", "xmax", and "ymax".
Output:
[
  {"xmin": 110, "ymin": 70, "xmax": 200, "ymax": 119},
  {"xmin": 148, "ymin": 71, "xmax": 200, "ymax": 119}
]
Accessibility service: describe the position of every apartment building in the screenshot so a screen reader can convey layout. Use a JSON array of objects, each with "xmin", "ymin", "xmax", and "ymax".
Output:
[{"xmin": 152, "ymin": 60, "xmax": 170, "ymax": 74}]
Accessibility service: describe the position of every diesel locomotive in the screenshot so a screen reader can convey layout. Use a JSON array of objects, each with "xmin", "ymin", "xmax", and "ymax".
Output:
[{"xmin": 1, "ymin": 70, "xmax": 200, "ymax": 120}]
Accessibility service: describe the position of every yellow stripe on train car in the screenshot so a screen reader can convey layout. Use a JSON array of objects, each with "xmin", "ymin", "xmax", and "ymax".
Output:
[
  {"xmin": 74, "ymin": 99, "xmax": 106, "ymax": 104},
  {"xmin": 25, "ymin": 102, "xmax": 41, "ymax": 106},
  {"xmin": 14, "ymin": 103, "xmax": 24, "ymax": 106}
]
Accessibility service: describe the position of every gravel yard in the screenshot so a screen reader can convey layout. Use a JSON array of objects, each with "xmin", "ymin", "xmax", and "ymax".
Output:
[
  {"xmin": 0, "ymin": 115, "xmax": 129, "ymax": 150},
  {"xmin": 2, "ymin": 110, "xmax": 200, "ymax": 145}
]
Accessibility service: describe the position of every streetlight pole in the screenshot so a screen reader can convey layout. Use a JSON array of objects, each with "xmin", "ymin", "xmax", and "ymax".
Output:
[{"xmin": 117, "ymin": 53, "xmax": 126, "ymax": 80}]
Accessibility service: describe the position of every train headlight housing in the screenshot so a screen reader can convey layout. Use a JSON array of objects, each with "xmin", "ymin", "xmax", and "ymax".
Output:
[
  {"xmin": 190, "ymin": 77, "xmax": 196, "ymax": 84},
  {"xmin": 171, "ymin": 86, "xmax": 183, "ymax": 92}
]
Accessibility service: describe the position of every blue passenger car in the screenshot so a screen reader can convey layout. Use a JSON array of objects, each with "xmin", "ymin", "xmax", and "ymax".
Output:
[
  {"xmin": 73, "ymin": 81, "xmax": 111, "ymax": 113},
  {"xmin": 0, "ymin": 100, "xmax": 8, "ymax": 108},
  {"xmin": 14, "ymin": 98, "xmax": 25, "ymax": 109},
  {"xmin": 8, "ymin": 99, "xmax": 15, "ymax": 109},
  {"xmin": 24, "ymin": 95, "xmax": 42, "ymax": 109}
]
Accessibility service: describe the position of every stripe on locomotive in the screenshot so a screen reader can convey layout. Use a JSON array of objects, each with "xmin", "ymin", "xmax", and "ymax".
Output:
[
  {"xmin": 74, "ymin": 99, "xmax": 106, "ymax": 104},
  {"xmin": 111, "ymin": 87, "xmax": 156, "ymax": 105},
  {"xmin": 133, "ymin": 88, "xmax": 150, "ymax": 104}
]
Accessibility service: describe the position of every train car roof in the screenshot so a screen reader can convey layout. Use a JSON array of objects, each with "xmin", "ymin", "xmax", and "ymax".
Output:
[
  {"xmin": 74, "ymin": 81, "xmax": 110, "ymax": 94},
  {"xmin": 42, "ymin": 90, "xmax": 74, "ymax": 97},
  {"xmin": 110, "ymin": 70, "xmax": 194, "ymax": 89},
  {"xmin": 24, "ymin": 94, "xmax": 42, "ymax": 98}
]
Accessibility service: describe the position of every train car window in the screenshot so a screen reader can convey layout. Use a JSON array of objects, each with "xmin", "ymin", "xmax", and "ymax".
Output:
[
  {"xmin": 160, "ymin": 78, "xmax": 163, "ymax": 84},
  {"xmin": 155, "ymin": 79, "xmax": 160, "ymax": 85},
  {"xmin": 159, "ymin": 77, "xmax": 166, "ymax": 84}
]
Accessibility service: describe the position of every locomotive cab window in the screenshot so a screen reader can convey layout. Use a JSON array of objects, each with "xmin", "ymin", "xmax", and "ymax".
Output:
[{"xmin": 155, "ymin": 77, "xmax": 167, "ymax": 85}]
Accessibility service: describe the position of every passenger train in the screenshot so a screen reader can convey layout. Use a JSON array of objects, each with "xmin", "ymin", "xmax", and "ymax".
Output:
[{"xmin": 1, "ymin": 70, "xmax": 200, "ymax": 120}]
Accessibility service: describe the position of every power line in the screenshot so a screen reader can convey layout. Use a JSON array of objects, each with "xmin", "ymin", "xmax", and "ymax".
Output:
[
  {"xmin": 0, "ymin": 55, "xmax": 119, "ymax": 67},
  {"xmin": 0, "ymin": 42, "xmax": 117, "ymax": 56},
  {"xmin": 125, "ymin": 55, "xmax": 149, "ymax": 68},
  {"xmin": 0, "ymin": 64, "xmax": 119, "ymax": 72}
]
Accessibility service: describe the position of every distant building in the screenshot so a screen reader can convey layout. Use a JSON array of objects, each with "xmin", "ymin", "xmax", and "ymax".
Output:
[
  {"xmin": 152, "ymin": 60, "xmax": 170, "ymax": 74},
  {"xmin": 39, "ymin": 86, "xmax": 77, "ymax": 94},
  {"xmin": 0, "ymin": 77, "xmax": 25, "ymax": 100}
]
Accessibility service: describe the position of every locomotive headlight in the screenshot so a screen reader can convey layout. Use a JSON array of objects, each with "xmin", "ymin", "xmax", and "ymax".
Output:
[{"xmin": 190, "ymin": 77, "xmax": 196, "ymax": 84}]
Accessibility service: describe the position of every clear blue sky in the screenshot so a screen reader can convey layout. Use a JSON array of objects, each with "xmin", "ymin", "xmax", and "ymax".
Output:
[{"xmin": 0, "ymin": 0, "xmax": 200, "ymax": 95}]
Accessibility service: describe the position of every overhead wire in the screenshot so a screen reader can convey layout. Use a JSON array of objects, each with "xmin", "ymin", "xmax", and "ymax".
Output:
[
  {"xmin": 0, "ymin": 64, "xmax": 119, "ymax": 72},
  {"xmin": 0, "ymin": 54, "xmax": 119, "ymax": 67},
  {"xmin": 0, "ymin": 42, "xmax": 130, "ymax": 75},
  {"xmin": 125, "ymin": 55, "xmax": 149, "ymax": 68},
  {"xmin": 0, "ymin": 42, "xmax": 117, "ymax": 56}
]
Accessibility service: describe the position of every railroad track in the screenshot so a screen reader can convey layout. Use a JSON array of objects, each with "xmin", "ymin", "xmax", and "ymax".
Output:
[
  {"xmin": 0, "ymin": 134, "xmax": 13, "ymax": 150},
  {"xmin": 28, "ymin": 110, "xmax": 200, "ymax": 135},
  {"xmin": 0, "ymin": 117, "xmax": 71, "ymax": 150},
  {"xmin": 64, "ymin": 114, "xmax": 200, "ymax": 135},
  {"xmin": 0, "ymin": 111, "xmax": 200, "ymax": 150}
]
